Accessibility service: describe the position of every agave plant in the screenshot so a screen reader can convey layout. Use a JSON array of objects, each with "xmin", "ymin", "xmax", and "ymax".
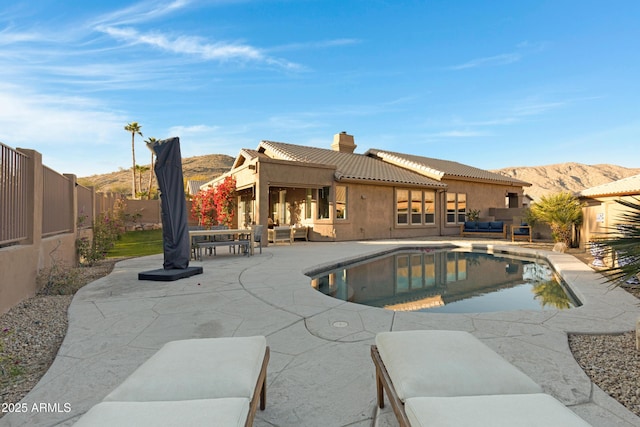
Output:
[{"xmin": 597, "ymin": 197, "xmax": 640, "ymax": 287}]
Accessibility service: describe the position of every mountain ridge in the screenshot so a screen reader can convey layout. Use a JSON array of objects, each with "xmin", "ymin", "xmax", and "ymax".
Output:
[
  {"xmin": 490, "ymin": 162, "xmax": 640, "ymax": 201},
  {"xmin": 78, "ymin": 155, "xmax": 640, "ymax": 201}
]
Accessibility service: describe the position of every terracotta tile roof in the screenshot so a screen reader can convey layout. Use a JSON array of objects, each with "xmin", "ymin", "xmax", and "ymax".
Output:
[
  {"xmin": 259, "ymin": 141, "xmax": 446, "ymax": 188},
  {"xmin": 366, "ymin": 148, "xmax": 531, "ymax": 186},
  {"xmin": 579, "ymin": 174, "xmax": 640, "ymax": 197}
]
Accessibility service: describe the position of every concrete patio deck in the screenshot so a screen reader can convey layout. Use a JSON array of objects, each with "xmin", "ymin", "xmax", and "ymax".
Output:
[{"xmin": 3, "ymin": 238, "xmax": 640, "ymax": 427}]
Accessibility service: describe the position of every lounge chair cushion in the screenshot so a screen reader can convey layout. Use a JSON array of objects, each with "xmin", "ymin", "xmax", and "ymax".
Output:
[
  {"xmin": 375, "ymin": 330, "xmax": 542, "ymax": 401},
  {"xmin": 74, "ymin": 398, "xmax": 250, "ymax": 427},
  {"xmin": 405, "ymin": 394, "xmax": 591, "ymax": 427},
  {"xmin": 104, "ymin": 336, "xmax": 267, "ymax": 402}
]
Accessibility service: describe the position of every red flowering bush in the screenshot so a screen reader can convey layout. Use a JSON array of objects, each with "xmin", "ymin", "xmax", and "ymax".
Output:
[
  {"xmin": 191, "ymin": 187, "xmax": 217, "ymax": 228},
  {"xmin": 190, "ymin": 177, "xmax": 236, "ymax": 228},
  {"xmin": 214, "ymin": 176, "xmax": 236, "ymax": 227}
]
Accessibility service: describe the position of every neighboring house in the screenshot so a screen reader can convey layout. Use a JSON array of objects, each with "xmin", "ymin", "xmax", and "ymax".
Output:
[
  {"xmin": 521, "ymin": 193, "xmax": 534, "ymax": 208},
  {"xmin": 186, "ymin": 180, "xmax": 209, "ymax": 197},
  {"xmin": 578, "ymin": 173, "xmax": 640, "ymax": 248},
  {"xmin": 203, "ymin": 132, "xmax": 531, "ymax": 242}
]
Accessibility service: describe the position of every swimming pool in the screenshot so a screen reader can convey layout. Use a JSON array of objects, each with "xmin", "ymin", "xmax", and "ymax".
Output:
[{"xmin": 309, "ymin": 247, "xmax": 580, "ymax": 313}]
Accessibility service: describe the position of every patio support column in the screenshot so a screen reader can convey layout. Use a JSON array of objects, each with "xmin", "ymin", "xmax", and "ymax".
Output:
[{"xmin": 255, "ymin": 168, "xmax": 269, "ymax": 245}]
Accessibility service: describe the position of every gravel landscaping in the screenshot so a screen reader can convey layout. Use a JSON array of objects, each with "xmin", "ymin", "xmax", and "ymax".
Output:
[{"xmin": 1, "ymin": 253, "xmax": 639, "ymax": 419}]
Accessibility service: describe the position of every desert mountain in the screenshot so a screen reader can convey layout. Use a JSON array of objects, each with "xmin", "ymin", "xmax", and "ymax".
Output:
[
  {"xmin": 491, "ymin": 163, "xmax": 640, "ymax": 201},
  {"xmin": 78, "ymin": 154, "xmax": 235, "ymax": 194},
  {"xmin": 80, "ymin": 154, "xmax": 640, "ymax": 201}
]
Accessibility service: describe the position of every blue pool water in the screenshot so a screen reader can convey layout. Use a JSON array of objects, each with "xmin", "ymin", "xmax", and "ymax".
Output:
[{"xmin": 310, "ymin": 247, "xmax": 579, "ymax": 313}]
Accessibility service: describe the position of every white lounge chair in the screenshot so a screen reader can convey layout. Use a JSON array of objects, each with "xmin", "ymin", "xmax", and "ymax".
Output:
[
  {"xmin": 75, "ymin": 336, "xmax": 269, "ymax": 427},
  {"xmin": 371, "ymin": 330, "xmax": 591, "ymax": 427}
]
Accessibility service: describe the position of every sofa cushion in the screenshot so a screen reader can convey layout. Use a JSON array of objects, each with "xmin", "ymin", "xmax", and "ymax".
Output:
[
  {"xmin": 104, "ymin": 336, "xmax": 267, "ymax": 402},
  {"xmin": 477, "ymin": 222, "xmax": 490, "ymax": 230},
  {"xmin": 74, "ymin": 398, "xmax": 250, "ymax": 427},
  {"xmin": 489, "ymin": 221, "xmax": 503, "ymax": 230},
  {"xmin": 405, "ymin": 394, "xmax": 591, "ymax": 427},
  {"xmin": 374, "ymin": 330, "xmax": 542, "ymax": 401},
  {"xmin": 463, "ymin": 221, "xmax": 477, "ymax": 230}
]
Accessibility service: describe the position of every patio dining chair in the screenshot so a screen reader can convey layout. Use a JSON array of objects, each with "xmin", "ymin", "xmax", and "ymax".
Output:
[{"xmin": 252, "ymin": 224, "xmax": 263, "ymax": 254}]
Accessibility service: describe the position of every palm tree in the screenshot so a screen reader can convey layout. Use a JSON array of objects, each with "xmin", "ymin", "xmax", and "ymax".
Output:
[
  {"xmin": 598, "ymin": 197, "xmax": 640, "ymax": 286},
  {"xmin": 530, "ymin": 192, "xmax": 583, "ymax": 247},
  {"xmin": 145, "ymin": 137, "xmax": 158, "ymax": 199},
  {"xmin": 124, "ymin": 122, "xmax": 143, "ymax": 198},
  {"xmin": 135, "ymin": 164, "xmax": 149, "ymax": 198}
]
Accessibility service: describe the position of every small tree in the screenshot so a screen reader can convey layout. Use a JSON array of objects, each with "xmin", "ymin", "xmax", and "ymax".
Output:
[{"xmin": 530, "ymin": 192, "xmax": 583, "ymax": 247}]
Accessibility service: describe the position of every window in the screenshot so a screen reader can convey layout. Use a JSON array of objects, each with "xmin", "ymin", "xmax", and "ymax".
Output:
[
  {"xmin": 410, "ymin": 191, "xmax": 422, "ymax": 224},
  {"xmin": 457, "ymin": 193, "xmax": 466, "ymax": 223},
  {"xmin": 446, "ymin": 192, "xmax": 466, "ymax": 224},
  {"xmin": 396, "ymin": 189, "xmax": 436, "ymax": 226},
  {"xmin": 305, "ymin": 189, "xmax": 312, "ymax": 219},
  {"xmin": 317, "ymin": 186, "xmax": 330, "ymax": 219},
  {"xmin": 336, "ymin": 185, "xmax": 347, "ymax": 219},
  {"xmin": 423, "ymin": 191, "xmax": 435, "ymax": 224},
  {"xmin": 240, "ymin": 196, "xmax": 253, "ymax": 226},
  {"xmin": 396, "ymin": 190, "xmax": 408, "ymax": 224}
]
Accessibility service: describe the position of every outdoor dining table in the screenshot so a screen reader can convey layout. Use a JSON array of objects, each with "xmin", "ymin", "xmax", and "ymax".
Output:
[{"xmin": 189, "ymin": 228, "xmax": 255, "ymax": 257}]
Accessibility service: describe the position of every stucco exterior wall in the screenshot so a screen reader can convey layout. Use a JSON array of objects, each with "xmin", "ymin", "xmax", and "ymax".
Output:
[
  {"xmin": 0, "ymin": 245, "xmax": 38, "ymax": 315},
  {"xmin": 581, "ymin": 195, "xmax": 636, "ymax": 249},
  {"xmin": 125, "ymin": 199, "xmax": 161, "ymax": 225},
  {"xmin": 215, "ymin": 153, "xmax": 528, "ymax": 243}
]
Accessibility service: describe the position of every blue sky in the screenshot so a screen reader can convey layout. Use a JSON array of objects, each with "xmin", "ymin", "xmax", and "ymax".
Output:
[{"xmin": 1, "ymin": 0, "xmax": 639, "ymax": 177}]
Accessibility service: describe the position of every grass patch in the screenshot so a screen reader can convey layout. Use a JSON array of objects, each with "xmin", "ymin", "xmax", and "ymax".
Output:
[{"xmin": 108, "ymin": 229, "xmax": 164, "ymax": 258}]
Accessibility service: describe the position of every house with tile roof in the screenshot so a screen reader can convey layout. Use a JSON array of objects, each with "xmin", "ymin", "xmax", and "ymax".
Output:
[
  {"xmin": 578, "ymin": 173, "xmax": 640, "ymax": 248},
  {"xmin": 203, "ymin": 132, "xmax": 531, "ymax": 242}
]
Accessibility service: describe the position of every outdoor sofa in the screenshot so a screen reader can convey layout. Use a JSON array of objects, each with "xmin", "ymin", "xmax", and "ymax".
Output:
[
  {"xmin": 460, "ymin": 221, "xmax": 508, "ymax": 239},
  {"xmin": 371, "ymin": 330, "xmax": 591, "ymax": 427},
  {"xmin": 74, "ymin": 336, "xmax": 269, "ymax": 427},
  {"xmin": 268, "ymin": 225, "xmax": 293, "ymax": 244}
]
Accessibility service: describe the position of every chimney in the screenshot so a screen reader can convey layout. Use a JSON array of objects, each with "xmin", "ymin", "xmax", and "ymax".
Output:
[{"xmin": 331, "ymin": 131, "xmax": 357, "ymax": 153}]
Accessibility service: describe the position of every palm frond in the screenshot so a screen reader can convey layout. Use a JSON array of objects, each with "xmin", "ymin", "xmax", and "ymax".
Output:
[{"xmin": 596, "ymin": 197, "xmax": 640, "ymax": 287}]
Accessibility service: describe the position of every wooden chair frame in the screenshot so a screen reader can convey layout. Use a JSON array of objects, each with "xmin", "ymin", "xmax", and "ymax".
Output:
[
  {"xmin": 246, "ymin": 346, "xmax": 270, "ymax": 427},
  {"xmin": 371, "ymin": 345, "xmax": 411, "ymax": 427},
  {"xmin": 511, "ymin": 224, "xmax": 532, "ymax": 242}
]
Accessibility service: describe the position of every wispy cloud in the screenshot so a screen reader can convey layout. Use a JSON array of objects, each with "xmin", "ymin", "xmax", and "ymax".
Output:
[
  {"xmin": 0, "ymin": 28, "xmax": 41, "ymax": 44},
  {"xmin": 93, "ymin": 1, "xmax": 303, "ymax": 70},
  {"xmin": 268, "ymin": 38, "xmax": 361, "ymax": 53},
  {"xmin": 89, "ymin": 0, "xmax": 192, "ymax": 27},
  {"xmin": 511, "ymin": 99, "xmax": 568, "ymax": 116},
  {"xmin": 168, "ymin": 124, "xmax": 220, "ymax": 136},
  {"xmin": 97, "ymin": 25, "xmax": 267, "ymax": 62},
  {"xmin": 0, "ymin": 84, "xmax": 123, "ymax": 146},
  {"xmin": 449, "ymin": 53, "xmax": 522, "ymax": 70}
]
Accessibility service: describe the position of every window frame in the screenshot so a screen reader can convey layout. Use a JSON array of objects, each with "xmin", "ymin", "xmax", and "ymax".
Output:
[
  {"xmin": 396, "ymin": 188, "xmax": 438, "ymax": 226},
  {"xmin": 446, "ymin": 192, "xmax": 467, "ymax": 225},
  {"xmin": 336, "ymin": 185, "xmax": 348, "ymax": 220},
  {"xmin": 317, "ymin": 186, "xmax": 331, "ymax": 220}
]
